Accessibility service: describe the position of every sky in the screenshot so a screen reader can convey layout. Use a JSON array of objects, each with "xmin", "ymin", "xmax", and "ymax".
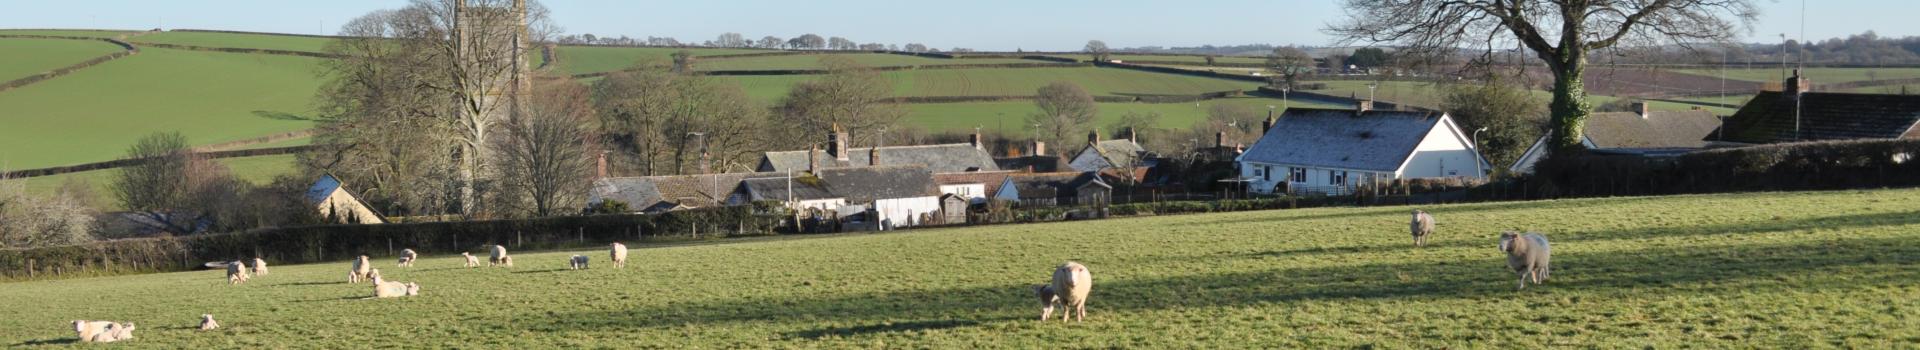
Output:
[{"xmin": 3, "ymin": 0, "xmax": 1916, "ymax": 51}]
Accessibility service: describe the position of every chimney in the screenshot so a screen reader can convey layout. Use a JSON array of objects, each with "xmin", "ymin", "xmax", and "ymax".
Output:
[
  {"xmin": 1631, "ymin": 101, "xmax": 1650, "ymax": 119},
  {"xmin": 1215, "ymin": 131, "xmax": 1228, "ymax": 148},
  {"xmin": 869, "ymin": 147, "xmax": 881, "ymax": 166},
  {"xmin": 1356, "ymin": 99, "xmax": 1374, "ymax": 114},
  {"xmin": 1124, "ymin": 127, "xmax": 1137, "ymax": 144},
  {"xmin": 692, "ymin": 133, "xmax": 711, "ymax": 174},
  {"xmin": 969, "ymin": 132, "xmax": 983, "ymax": 150},
  {"xmin": 1261, "ymin": 113, "xmax": 1276, "ymax": 135},
  {"xmin": 827, "ymin": 123, "xmax": 849, "ymax": 162},
  {"xmin": 1031, "ymin": 140, "xmax": 1047, "ymax": 156},
  {"xmin": 1786, "ymin": 68, "xmax": 1811, "ymax": 99},
  {"xmin": 1087, "ymin": 129, "xmax": 1100, "ymax": 146},
  {"xmin": 595, "ymin": 151, "xmax": 608, "ymax": 179},
  {"xmin": 807, "ymin": 145, "xmax": 819, "ymax": 173}
]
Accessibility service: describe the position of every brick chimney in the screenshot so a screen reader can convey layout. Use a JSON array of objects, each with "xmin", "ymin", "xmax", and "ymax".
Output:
[
  {"xmin": 807, "ymin": 145, "xmax": 819, "ymax": 173},
  {"xmin": 969, "ymin": 132, "xmax": 983, "ymax": 150},
  {"xmin": 1632, "ymin": 101, "xmax": 1650, "ymax": 119},
  {"xmin": 1031, "ymin": 140, "xmax": 1047, "ymax": 156},
  {"xmin": 1215, "ymin": 131, "xmax": 1227, "ymax": 148},
  {"xmin": 1087, "ymin": 129, "xmax": 1100, "ymax": 146},
  {"xmin": 1261, "ymin": 113, "xmax": 1276, "ymax": 135},
  {"xmin": 829, "ymin": 123, "xmax": 849, "ymax": 162},
  {"xmin": 1356, "ymin": 99, "xmax": 1374, "ymax": 114},
  {"xmin": 869, "ymin": 147, "xmax": 881, "ymax": 166},
  {"xmin": 595, "ymin": 150, "xmax": 608, "ymax": 179},
  {"xmin": 1786, "ymin": 68, "xmax": 1811, "ymax": 99}
]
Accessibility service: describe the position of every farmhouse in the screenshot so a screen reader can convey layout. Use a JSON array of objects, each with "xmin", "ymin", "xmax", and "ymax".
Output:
[
  {"xmin": 994, "ymin": 140, "xmax": 1069, "ymax": 173},
  {"xmin": 1236, "ymin": 102, "xmax": 1489, "ymax": 195},
  {"xmin": 993, "ymin": 172, "xmax": 1112, "ymax": 207},
  {"xmin": 1712, "ymin": 71, "xmax": 1920, "ymax": 145},
  {"xmin": 756, "ymin": 124, "xmax": 999, "ymax": 173},
  {"xmin": 743, "ymin": 165, "xmax": 943, "ymax": 229},
  {"xmin": 305, "ymin": 174, "xmax": 386, "ymax": 224},
  {"xmin": 1068, "ymin": 128, "xmax": 1151, "ymax": 176},
  {"xmin": 1510, "ymin": 103, "xmax": 1721, "ymax": 174}
]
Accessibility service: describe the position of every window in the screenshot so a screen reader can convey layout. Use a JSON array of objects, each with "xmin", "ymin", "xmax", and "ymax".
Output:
[
  {"xmin": 1329, "ymin": 170, "xmax": 1347, "ymax": 186},
  {"xmin": 1261, "ymin": 166, "xmax": 1271, "ymax": 181},
  {"xmin": 1290, "ymin": 168, "xmax": 1307, "ymax": 182}
]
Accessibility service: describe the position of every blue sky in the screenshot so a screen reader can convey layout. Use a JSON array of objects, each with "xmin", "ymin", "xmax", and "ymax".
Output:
[{"xmin": 4, "ymin": 1, "xmax": 1915, "ymax": 51}]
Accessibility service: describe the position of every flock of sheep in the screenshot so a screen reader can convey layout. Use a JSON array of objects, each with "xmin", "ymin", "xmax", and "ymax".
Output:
[{"xmin": 68, "ymin": 209, "xmax": 1555, "ymax": 341}]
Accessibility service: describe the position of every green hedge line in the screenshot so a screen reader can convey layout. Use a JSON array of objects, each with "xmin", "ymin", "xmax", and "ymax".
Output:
[{"xmin": 1530, "ymin": 138, "xmax": 1920, "ymax": 197}]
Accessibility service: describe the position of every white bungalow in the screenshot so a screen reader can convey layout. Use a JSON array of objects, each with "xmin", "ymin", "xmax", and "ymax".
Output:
[{"xmin": 1236, "ymin": 102, "xmax": 1489, "ymax": 195}]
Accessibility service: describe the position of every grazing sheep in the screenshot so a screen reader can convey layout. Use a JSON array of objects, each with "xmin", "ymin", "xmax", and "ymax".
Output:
[
  {"xmin": 1048, "ymin": 261, "xmax": 1093, "ymax": 322},
  {"xmin": 462, "ymin": 252, "xmax": 480, "ymax": 268},
  {"xmin": 226, "ymin": 260, "xmax": 250, "ymax": 285},
  {"xmin": 72, "ymin": 320, "xmax": 114, "ymax": 342},
  {"xmin": 1410, "ymin": 210, "xmax": 1436, "ymax": 247},
  {"xmin": 198, "ymin": 314, "xmax": 219, "ymax": 331},
  {"xmin": 569, "ymin": 255, "xmax": 589, "ymax": 270},
  {"xmin": 251, "ymin": 257, "xmax": 268, "ymax": 276},
  {"xmin": 609, "ymin": 242, "xmax": 628, "ymax": 269},
  {"xmin": 1499, "ymin": 231, "xmax": 1553, "ymax": 290},
  {"xmin": 1032, "ymin": 284, "xmax": 1061, "ymax": 321},
  {"xmin": 398, "ymin": 249, "xmax": 418, "ymax": 267},
  {"xmin": 348, "ymin": 255, "xmax": 373, "ymax": 283},
  {"xmin": 489, "ymin": 245, "xmax": 512, "ymax": 267}
]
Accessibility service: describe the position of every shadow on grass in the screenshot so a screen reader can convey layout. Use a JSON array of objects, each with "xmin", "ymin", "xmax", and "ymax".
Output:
[
  {"xmin": 786, "ymin": 319, "xmax": 984, "ymax": 340},
  {"xmin": 10, "ymin": 338, "xmax": 76, "ymax": 346},
  {"xmin": 509, "ymin": 269, "xmax": 570, "ymax": 274},
  {"xmin": 251, "ymin": 110, "xmax": 315, "ymax": 121},
  {"xmin": 275, "ymin": 281, "xmax": 339, "ymax": 287},
  {"xmin": 292, "ymin": 295, "xmax": 367, "ymax": 303}
]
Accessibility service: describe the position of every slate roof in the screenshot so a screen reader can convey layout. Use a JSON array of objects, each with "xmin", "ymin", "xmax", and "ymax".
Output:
[
  {"xmin": 1583, "ymin": 110, "xmax": 1722, "ymax": 149},
  {"xmin": 1002, "ymin": 172, "xmax": 1109, "ymax": 199},
  {"xmin": 304, "ymin": 174, "xmax": 345, "ymax": 205},
  {"xmin": 742, "ymin": 177, "xmax": 839, "ymax": 202},
  {"xmin": 758, "ymin": 144, "xmax": 999, "ymax": 173},
  {"xmin": 742, "ymin": 165, "xmax": 940, "ymax": 203},
  {"xmin": 994, "ymin": 155, "xmax": 1067, "ymax": 173},
  {"xmin": 589, "ymin": 172, "xmax": 786, "ymax": 210},
  {"xmin": 1716, "ymin": 91, "xmax": 1920, "ymax": 144},
  {"xmin": 1086, "ymin": 139, "xmax": 1146, "ymax": 168},
  {"xmin": 1238, "ymin": 108, "xmax": 1450, "ymax": 172}
]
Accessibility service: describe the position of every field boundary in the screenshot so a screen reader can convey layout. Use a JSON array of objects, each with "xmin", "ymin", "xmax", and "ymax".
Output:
[
  {"xmin": 570, "ymin": 61, "xmax": 1092, "ymax": 79},
  {"xmin": 0, "ymin": 35, "xmax": 139, "ymax": 94},
  {"xmin": 192, "ymin": 129, "xmax": 316, "ymax": 152},
  {"xmin": 0, "ymin": 145, "xmax": 315, "ymax": 179},
  {"xmin": 132, "ymin": 42, "xmax": 339, "ymax": 58}
]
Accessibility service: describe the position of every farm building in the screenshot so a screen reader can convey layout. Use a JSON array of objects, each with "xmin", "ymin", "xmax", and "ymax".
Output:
[
  {"xmin": 1236, "ymin": 102, "xmax": 1489, "ymax": 195},
  {"xmin": 993, "ymin": 172, "xmax": 1112, "ymax": 207},
  {"xmin": 586, "ymin": 172, "xmax": 787, "ymax": 213},
  {"xmin": 937, "ymin": 193, "xmax": 970, "ymax": 225},
  {"xmin": 743, "ymin": 165, "xmax": 943, "ymax": 229},
  {"xmin": 305, "ymin": 174, "xmax": 385, "ymax": 224},
  {"xmin": 1711, "ymin": 71, "xmax": 1920, "ymax": 145},
  {"xmin": 1068, "ymin": 128, "xmax": 1151, "ymax": 176},
  {"xmin": 932, "ymin": 170, "xmax": 1013, "ymax": 204},
  {"xmin": 1510, "ymin": 104, "xmax": 1722, "ymax": 174},
  {"xmin": 756, "ymin": 124, "xmax": 999, "ymax": 173}
]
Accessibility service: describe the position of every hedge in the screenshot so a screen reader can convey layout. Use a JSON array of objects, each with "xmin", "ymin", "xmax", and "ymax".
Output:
[
  {"xmin": 0, "ymin": 205, "xmax": 785, "ymax": 281},
  {"xmin": 1, "ymin": 145, "xmax": 316, "ymax": 179},
  {"xmin": 1529, "ymin": 138, "xmax": 1920, "ymax": 197}
]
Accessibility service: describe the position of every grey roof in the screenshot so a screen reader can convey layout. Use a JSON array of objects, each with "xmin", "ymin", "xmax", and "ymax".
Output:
[
  {"xmin": 758, "ymin": 144, "xmax": 999, "ymax": 173},
  {"xmin": 742, "ymin": 177, "xmax": 839, "ymax": 202},
  {"xmin": 589, "ymin": 172, "xmax": 786, "ymax": 210},
  {"xmin": 1239, "ymin": 108, "xmax": 1451, "ymax": 172},
  {"xmin": 1089, "ymin": 139, "xmax": 1146, "ymax": 166},
  {"xmin": 1002, "ymin": 172, "xmax": 1109, "ymax": 200},
  {"xmin": 742, "ymin": 165, "xmax": 939, "ymax": 203},
  {"xmin": 1583, "ymin": 110, "xmax": 1721, "ymax": 149},
  {"xmin": 1716, "ymin": 91, "xmax": 1920, "ymax": 144}
]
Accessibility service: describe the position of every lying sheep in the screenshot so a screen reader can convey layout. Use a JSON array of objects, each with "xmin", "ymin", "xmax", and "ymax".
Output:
[
  {"xmin": 251, "ymin": 257, "xmax": 268, "ymax": 276},
  {"xmin": 348, "ymin": 255, "xmax": 373, "ymax": 283},
  {"xmin": 199, "ymin": 314, "xmax": 219, "ymax": 331},
  {"xmin": 569, "ymin": 255, "xmax": 589, "ymax": 270},
  {"xmin": 1410, "ymin": 210, "xmax": 1436, "ymax": 247},
  {"xmin": 1032, "ymin": 284, "xmax": 1061, "ymax": 321},
  {"xmin": 73, "ymin": 320, "xmax": 114, "ymax": 342},
  {"xmin": 462, "ymin": 252, "xmax": 480, "ymax": 268},
  {"xmin": 371, "ymin": 279, "xmax": 420, "ymax": 298},
  {"xmin": 398, "ymin": 249, "xmax": 418, "ymax": 267},
  {"xmin": 609, "ymin": 242, "xmax": 628, "ymax": 269},
  {"xmin": 226, "ymin": 260, "xmax": 250, "ymax": 285},
  {"xmin": 1499, "ymin": 231, "xmax": 1553, "ymax": 290},
  {"xmin": 1048, "ymin": 261, "xmax": 1093, "ymax": 322},
  {"xmin": 489, "ymin": 245, "xmax": 512, "ymax": 267},
  {"xmin": 73, "ymin": 320, "xmax": 134, "ymax": 343}
]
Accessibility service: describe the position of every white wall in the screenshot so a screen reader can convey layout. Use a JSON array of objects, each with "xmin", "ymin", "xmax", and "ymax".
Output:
[
  {"xmin": 786, "ymin": 198, "xmax": 847, "ymax": 213},
  {"xmin": 874, "ymin": 196, "xmax": 942, "ymax": 228},
  {"xmin": 1398, "ymin": 118, "xmax": 1489, "ymax": 179},
  {"xmin": 939, "ymin": 184, "xmax": 988, "ymax": 204}
]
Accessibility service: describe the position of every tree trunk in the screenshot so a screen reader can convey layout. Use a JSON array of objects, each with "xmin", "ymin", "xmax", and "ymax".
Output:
[
  {"xmin": 1545, "ymin": 47, "xmax": 1592, "ymax": 155},
  {"xmin": 458, "ymin": 141, "xmax": 477, "ymax": 215}
]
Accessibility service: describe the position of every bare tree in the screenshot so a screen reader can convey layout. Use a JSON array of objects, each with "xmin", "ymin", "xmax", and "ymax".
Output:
[
  {"xmin": 0, "ymin": 177, "xmax": 96, "ymax": 248},
  {"xmin": 1029, "ymin": 81, "xmax": 1099, "ymax": 148},
  {"xmin": 773, "ymin": 56, "xmax": 904, "ymax": 147},
  {"xmin": 1266, "ymin": 47, "xmax": 1315, "ymax": 87},
  {"xmin": 1085, "ymin": 40, "xmax": 1112, "ymax": 62},
  {"xmin": 594, "ymin": 62, "xmax": 767, "ymax": 176},
  {"xmin": 789, "ymin": 34, "xmax": 825, "ymax": 50},
  {"xmin": 828, "ymin": 36, "xmax": 856, "ymax": 50},
  {"xmin": 1327, "ymin": 0, "xmax": 1757, "ymax": 153},
  {"xmin": 903, "ymin": 43, "xmax": 928, "ymax": 53},
  {"xmin": 496, "ymin": 77, "xmax": 598, "ymax": 217},
  {"xmin": 111, "ymin": 132, "xmax": 245, "ymax": 234},
  {"xmin": 715, "ymin": 32, "xmax": 747, "ymax": 48},
  {"xmin": 757, "ymin": 36, "xmax": 784, "ymax": 49}
]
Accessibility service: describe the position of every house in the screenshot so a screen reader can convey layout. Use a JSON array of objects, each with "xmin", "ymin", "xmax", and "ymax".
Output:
[
  {"xmin": 1509, "ymin": 103, "xmax": 1721, "ymax": 174},
  {"xmin": 742, "ymin": 165, "xmax": 942, "ymax": 229},
  {"xmin": 932, "ymin": 170, "xmax": 1013, "ymax": 204},
  {"xmin": 756, "ymin": 124, "xmax": 999, "ymax": 173},
  {"xmin": 992, "ymin": 172, "xmax": 1113, "ymax": 207},
  {"xmin": 1236, "ymin": 101, "xmax": 1489, "ymax": 195},
  {"xmin": 1068, "ymin": 128, "xmax": 1151, "ymax": 176},
  {"xmin": 305, "ymin": 174, "xmax": 386, "ymax": 224},
  {"xmin": 1711, "ymin": 70, "xmax": 1920, "ymax": 145},
  {"xmin": 586, "ymin": 172, "xmax": 786, "ymax": 213}
]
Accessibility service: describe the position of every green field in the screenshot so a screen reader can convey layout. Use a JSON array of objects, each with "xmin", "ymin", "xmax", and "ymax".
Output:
[
  {"xmin": 553, "ymin": 46, "xmax": 769, "ymax": 75},
  {"xmin": 698, "ymin": 53, "xmax": 1035, "ymax": 71},
  {"xmin": 15, "ymin": 154, "xmax": 301, "ymax": 208},
  {"xmin": 0, "ymin": 29, "xmax": 137, "ymax": 38},
  {"xmin": 5, "ymin": 188, "xmax": 1918, "ymax": 347},
  {"xmin": 722, "ymin": 67, "xmax": 1262, "ymax": 103},
  {"xmin": 0, "ymin": 38, "xmax": 124, "ymax": 82},
  {"xmin": 0, "ymin": 47, "xmax": 323, "ymax": 169},
  {"xmin": 905, "ymin": 98, "xmax": 1345, "ymax": 135},
  {"xmin": 1673, "ymin": 67, "xmax": 1920, "ymax": 84},
  {"xmin": 129, "ymin": 31, "xmax": 335, "ymax": 52},
  {"xmin": 1045, "ymin": 54, "xmax": 1269, "ymax": 65},
  {"xmin": 1308, "ymin": 80, "xmax": 1740, "ymax": 115}
]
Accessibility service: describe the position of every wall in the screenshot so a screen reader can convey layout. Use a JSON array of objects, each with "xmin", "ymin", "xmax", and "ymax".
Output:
[
  {"xmin": 873, "ymin": 196, "xmax": 942, "ymax": 228},
  {"xmin": 317, "ymin": 189, "xmax": 385, "ymax": 224},
  {"xmin": 939, "ymin": 184, "xmax": 988, "ymax": 204},
  {"xmin": 1399, "ymin": 118, "xmax": 1488, "ymax": 179}
]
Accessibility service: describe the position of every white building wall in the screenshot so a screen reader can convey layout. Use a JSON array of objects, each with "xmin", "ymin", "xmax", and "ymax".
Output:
[
  {"xmin": 874, "ymin": 196, "xmax": 942, "ymax": 228},
  {"xmin": 1398, "ymin": 119, "xmax": 1489, "ymax": 179},
  {"xmin": 938, "ymin": 184, "xmax": 988, "ymax": 204},
  {"xmin": 786, "ymin": 198, "xmax": 847, "ymax": 213}
]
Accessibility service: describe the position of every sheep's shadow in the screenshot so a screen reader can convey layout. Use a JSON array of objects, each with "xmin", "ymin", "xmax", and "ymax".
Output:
[
  {"xmin": 785, "ymin": 319, "xmax": 983, "ymax": 340},
  {"xmin": 10, "ymin": 338, "xmax": 76, "ymax": 346},
  {"xmin": 275, "ymin": 281, "xmax": 339, "ymax": 287},
  {"xmin": 292, "ymin": 295, "xmax": 368, "ymax": 303},
  {"xmin": 509, "ymin": 269, "xmax": 571, "ymax": 274}
]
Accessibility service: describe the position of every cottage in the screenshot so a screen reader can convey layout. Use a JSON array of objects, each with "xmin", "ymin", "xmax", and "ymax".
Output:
[
  {"xmin": 586, "ymin": 172, "xmax": 786, "ymax": 213},
  {"xmin": 1510, "ymin": 103, "xmax": 1721, "ymax": 173},
  {"xmin": 993, "ymin": 172, "xmax": 1112, "ymax": 207},
  {"xmin": 1711, "ymin": 70, "xmax": 1920, "ymax": 145},
  {"xmin": 1068, "ymin": 129, "xmax": 1151, "ymax": 177},
  {"xmin": 756, "ymin": 124, "xmax": 999, "ymax": 173},
  {"xmin": 743, "ymin": 165, "xmax": 942, "ymax": 229},
  {"xmin": 305, "ymin": 174, "xmax": 386, "ymax": 224},
  {"xmin": 932, "ymin": 170, "xmax": 1013, "ymax": 204},
  {"xmin": 1237, "ymin": 101, "xmax": 1489, "ymax": 195}
]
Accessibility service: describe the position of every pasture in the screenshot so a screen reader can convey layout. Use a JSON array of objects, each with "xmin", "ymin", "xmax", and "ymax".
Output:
[
  {"xmin": 129, "ymin": 31, "xmax": 335, "ymax": 52},
  {"xmin": 719, "ymin": 67, "xmax": 1262, "ymax": 103},
  {"xmin": 0, "ymin": 38, "xmax": 124, "ymax": 82},
  {"xmin": 3, "ymin": 188, "xmax": 1916, "ymax": 347},
  {"xmin": 1045, "ymin": 54, "xmax": 1269, "ymax": 65},
  {"xmin": 695, "ymin": 53, "xmax": 1035, "ymax": 71},
  {"xmin": 904, "ymin": 98, "xmax": 1345, "ymax": 135},
  {"xmin": 1672, "ymin": 67, "xmax": 1920, "ymax": 84},
  {"xmin": 14, "ymin": 154, "xmax": 301, "ymax": 208},
  {"xmin": 0, "ymin": 29, "xmax": 136, "ymax": 38},
  {"xmin": 551, "ymin": 46, "xmax": 769, "ymax": 75}
]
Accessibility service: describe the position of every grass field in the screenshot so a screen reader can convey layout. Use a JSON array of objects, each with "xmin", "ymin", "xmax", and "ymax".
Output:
[
  {"xmin": 14, "ymin": 154, "xmax": 301, "ymax": 208},
  {"xmin": 1672, "ymin": 67, "xmax": 1920, "ymax": 84},
  {"xmin": 1307, "ymin": 80, "xmax": 1741, "ymax": 114},
  {"xmin": 0, "ymin": 29, "xmax": 137, "ymax": 38},
  {"xmin": 0, "ymin": 47, "xmax": 323, "ymax": 169},
  {"xmin": 696, "ymin": 53, "xmax": 1035, "ymax": 71},
  {"xmin": 1044, "ymin": 54, "xmax": 1269, "ymax": 65},
  {"xmin": 129, "ymin": 31, "xmax": 335, "ymax": 52},
  {"xmin": 0, "ymin": 38, "xmax": 124, "ymax": 82},
  {"xmin": 4, "ymin": 188, "xmax": 1917, "ymax": 347},
  {"xmin": 905, "ymin": 98, "xmax": 1346, "ymax": 135},
  {"xmin": 552, "ymin": 46, "xmax": 769, "ymax": 75},
  {"xmin": 722, "ymin": 67, "xmax": 1263, "ymax": 103}
]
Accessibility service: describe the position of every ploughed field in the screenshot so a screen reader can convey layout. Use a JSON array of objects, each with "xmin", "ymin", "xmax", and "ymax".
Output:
[{"xmin": 4, "ymin": 188, "xmax": 1917, "ymax": 347}]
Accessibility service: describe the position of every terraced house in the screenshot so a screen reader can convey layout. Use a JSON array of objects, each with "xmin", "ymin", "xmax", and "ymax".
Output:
[
  {"xmin": 1236, "ymin": 101, "xmax": 1489, "ymax": 195},
  {"xmin": 1509, "ymin": 103, "xmax": 1722, "ymax": 174}
]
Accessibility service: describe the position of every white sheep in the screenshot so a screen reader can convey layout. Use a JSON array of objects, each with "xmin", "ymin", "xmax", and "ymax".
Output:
[
  {"xmin": 367, "ymin": 268, "xmax": 382, "ymax": 284},
  {"xmin": 72, "ymin": 320, "xmax": 114, "ymax": 342},
  {"xmin": 1411, "ymin": 210, "xmax": 1436, "ymax": 247},
  {"xmin": 462, "ymin": 252, "xmax": 480, "ymax": 268},
  {"xmin": 371, "ymin": 279, "xmax": 420, "ymax": 298},
  {"xmin": 1048, "ymin": 261, "xmax": 1093, "ymax": 322},
  {"xmin": 198, "ymin": 314, "xmax": 219, "ymax": 331},
  {"xmin": 226, "ymin": 260, "xmax": 250, "ymax": 285},
  {"xmin": 74, "ymin": 321, "xmax": 134, "ymax": 343},
  {"xmin": 489, "ymin": 245, "xmax": 513, "ymax": 267},
  {"xmin": 1032, "ymin": 284, "xmax": 1061, "ymax": 321},
  {"xmin": 398, "ymin": 249, "xmax": 418, "ymax": 267},
  {"xmin": 251, "ymin": 257, "xmax": 268, "ymax": 276},
  {"xmin": 569, "ymin": 255, "xmax": 589, "ymax": 270},
  {"xmin": 609, "ymin": 242, "xmax": 629, "ymax": 269},
  {"xmin": 348, "ymin": 255, "xmax": 373, "ymax": 283},
  {"xmin": 1500, "ymin": 231, "xmax": 1553, "ymax": 290}
]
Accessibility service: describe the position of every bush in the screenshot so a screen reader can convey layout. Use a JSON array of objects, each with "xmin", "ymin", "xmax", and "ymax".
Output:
[{"xmin": 1528, "ymin": 139, "xmax": 1920, "ymax": 197}]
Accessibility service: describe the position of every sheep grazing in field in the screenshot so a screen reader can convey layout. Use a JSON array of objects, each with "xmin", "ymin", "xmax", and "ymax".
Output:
[
  {"xmin": 1499, "ymin": 231, "xmax": 1553, "ymax": 290},
  {"xmin": 489, "ymin": 245, "xmax": 513, "ymax": 267},
  {"xmin": 348, "ymin": 255, "xmax": 373, "ymax": 283},
  {"xmin": 569, "ymin": 255, "xmax": 590, "ymax": 270},
  {"xmin": 251, "ymin": 257, "xmax": 268, "ymax": 276},
  {"xmin": 226, "ymin": 260, "xmax": 251, "ymax": 285},
  {"xmin": 1047, "ymin": 261, "xmax": 1094, "ymax": 322},
  {"xmin": 73, "ymin": 321, "xmax": 134, "ymax": 343},
  {"xmin": 1410, "ymin": 210, "xmax": 1436, "ymax": 247},
  {"xmin": 398, "ymin": 249, "xmax": 418, "ymax": 267},
  {"xmin": 462, "ymin": 252, "xmax": 480, "ymax": 268},
  {"xmin": 1032, "ymin": 284, "xmax": 1061, "ymax": 321},
  {"xmin": 609, "ymin": 242, "xmax": 629, "ymax": 269},
  {"xmin": 198, "ymin": 314, "xmax": 219, "ymax": 331}
]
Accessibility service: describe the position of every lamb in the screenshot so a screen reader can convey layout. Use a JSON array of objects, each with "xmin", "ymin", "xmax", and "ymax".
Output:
[
  {"xmin": 371, "ymin": 277, "xmax": 420, "ymax": 298},
  {"xmin": 609, "ymin": 242, "xmax": 628, "ymax": 269},
  {"xmin": 251, "ymin": 257, "xmax": 268, "ymax": 276},
  {"xmin": 489, "ymin": 245, "xmax": 512, "ymax": 267},
  {"xmin": 1499, "ymin": 231, "xmax": 1553, "ymax": 290},
  {"xmin": 398, "ymin": 249, "xmax": 418, "ymax": 267},
  {"xmin": 1047, "ymin": 261, "xmax": 1093, "ymax": 322},
  {"xmin": 569, "ymin": 255, "xmax": 589, "ymax": 270},
  {"xmin": 366, "ymin": 268, "xmax": 382, "ymax": 284},
  {"xmin": 198, "ymin": 314, "xmax": 219, "ymax": 331},
  {"xmin": 1410, "ymin": 210, "xmax": 1436, "ymax": 247},
  {"xmin": 72, "ymin": 320, "xmax": 114, "ymax": 342},
  {"xmin": 226, "ymin": 260, "xmax": 250, "ymax": 285},
  {"xmin": 462, "ymin": 252, "xmax": 480, "ymax": 268},
  {"xmin": 348, "ymin": 255, "xmax": 373, "ymax": 283},
  {"xmin": 1031, "ymin": 284, "xmax": 1061, "ymax": 321},
  {"xmin": 73, "ymin": 321, "xmax": 134, "ymax": 342}
]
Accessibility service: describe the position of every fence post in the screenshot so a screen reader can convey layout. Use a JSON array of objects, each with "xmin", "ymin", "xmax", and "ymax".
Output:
[{"xmin": 578, "ymin": 227, "xmax": 584, "ymax": 244}]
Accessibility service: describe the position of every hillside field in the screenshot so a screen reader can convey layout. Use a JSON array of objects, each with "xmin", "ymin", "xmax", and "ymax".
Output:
[
  {"xmin": 14, "ymin": 154, "xmax": 301, "ymax": 208},
  {"xmin": 0, "ymin": 29, "xmax": 136, "ymax": 38},
  {"xmin": 696, "ymin": 53, "xmax": 1035, "ymax": 71},
  {"xmin": 1673, "ymin": 67, "xmax": 1920, "ymax": 84},
  {"xmin": 552, "ymin": 46, "xmax": 770, "ymax": 75},
  {"xmin": 904, "ymin": 98, "xmax": 1345, "ymax": 135},
  {"xmin": 3, "ymin": 189, "xmax": 1916, "ymax": 347},
  {"xmin": 0, "ymin": 38, "xmax": 124, "ymax": 82},
  {"xmin": 129, "ymin": 31, "xmax": 335, "ymax": 52},
  {"xmin": 721, "ymin": 67, "xmax": 1261, "ymax": 103}
]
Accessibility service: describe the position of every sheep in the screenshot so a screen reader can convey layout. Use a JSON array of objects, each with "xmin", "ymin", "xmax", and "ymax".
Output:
[
  {"xmin": 1499, "ymin": 231, "xmax": 1553, "ymax": 290},
  {"xmin": 367, "ymin": 268, "xmax": 382, "ymax": 284},
  {"xmin": 1031, "ymin": 284, "xmax": 1061, "ymax": 321},
  {"xmin": 398, "ymin": 249, "xmax": 418, "ymax": 267},
  {"xmin": 371, "ymin": 280, "xmax": 420, "ymax": 298},
  {"xmin": 489, "ymin": 245, "xmax": 512, "ymax": 267},
  {"xmin": 609, "ymin": 242, "xmax": 628, "ymax": 269},
  {"xmin": 198, "ymin": 314, "xmax": 219, "ymax": 331},
  {"xmin": 1048, "ymin": 261, "xmax": 1093, "ymax": 322},
  {"xmin": 72, "ymin": 320, "xmax": 114, "ymax": 342},
  {"xmin": 226, "ymin": 260, "xmax": 251, "ymax": 285},
  {"xmin": 251, "ymin": 257, "xmax": 268, "ymax": 276},
  {"xmin": 569, "ymin": 255, "xmax": 590, "ymax": 270},
  {"xmin": 462, "ymin": 252, "xmax": 480, "ymax": 268},
  {"xmin": 348, "ymin": 255, "xmax": 372, "ymax": 283},
  {"xmin": 1410, "ymin": 210, "xmax": 1436, "ymax": 247},
  {"xmin": 76, "ymin": 321, "xmax": 134, "ymax": 343}
]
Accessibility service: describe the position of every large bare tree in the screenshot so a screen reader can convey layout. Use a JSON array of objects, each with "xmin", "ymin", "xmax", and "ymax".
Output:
[
  {"xmin": 594, "ymin": 63, "xmax": 767, "ymax": 176},
  {"xmin": 1266, "ymin": 47, "xmax": 1315, "ymax": 87},
  {"xmin": 496, "ymin": 77, "xmax": 597, "ymax": 217},
  {"xmin": 773, "ymin": 56, "xmax": 903, "ymax": 147},
  {"xmin": 1029, "ymin": 81, "xmax": 1099, "ymax": 149},
  {"xmin": 1326, "ymin": 0, "xmax": 1756, "ymax": 154}
]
